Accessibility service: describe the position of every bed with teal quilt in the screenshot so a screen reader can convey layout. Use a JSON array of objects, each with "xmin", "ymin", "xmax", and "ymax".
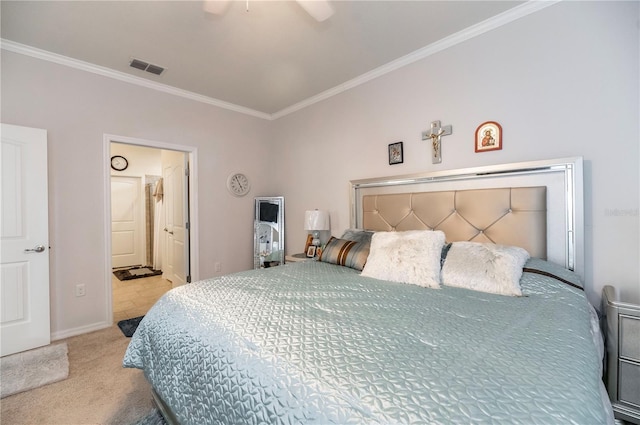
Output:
[
  {"xmin": 125, "ymin": 172, "xmax": 613, "ymax": 424},
  {"xmin": 124, "ymin": 255, "xmax": 613, "ymax": 424}
]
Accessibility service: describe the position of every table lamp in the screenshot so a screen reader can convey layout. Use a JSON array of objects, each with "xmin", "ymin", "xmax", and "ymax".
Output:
[{"xmin": 304, "ymin": 210, "xmax": 330, "ymax": 248}]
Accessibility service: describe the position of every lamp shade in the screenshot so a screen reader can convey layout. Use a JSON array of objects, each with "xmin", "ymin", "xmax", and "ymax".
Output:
[{"xmin": 304, "ymin": 210, "xmax": 330, "ymax": 231}]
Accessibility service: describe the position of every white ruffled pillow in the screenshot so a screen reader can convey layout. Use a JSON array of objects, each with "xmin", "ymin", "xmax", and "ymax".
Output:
[
  {"xmin": 360, "ymin": 230, "xmax": 445, "ymax": 289},
  {"xmin": 441, "ymin": 242, "xmax": 530, "ymax": 296}
]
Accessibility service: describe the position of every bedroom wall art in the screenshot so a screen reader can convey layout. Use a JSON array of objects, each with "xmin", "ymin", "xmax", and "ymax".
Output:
[
  {"xmin": 475, "ymin": 121, "xmax": 502, "ymax": 152},
  {"xmin": 421, "ymin": 120, "xmax": 453, "ymax": 164},
  {"xmin": 388, "ymin": 141, "xmax": 403, "ymax": 165}
]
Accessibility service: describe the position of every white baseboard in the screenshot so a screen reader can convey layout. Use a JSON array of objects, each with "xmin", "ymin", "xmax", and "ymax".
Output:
[{"xmin": 51, "ymin": 321, "xmax": 112, "ymax": 341}]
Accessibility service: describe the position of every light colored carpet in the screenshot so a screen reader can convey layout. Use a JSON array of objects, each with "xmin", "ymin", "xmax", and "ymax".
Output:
[
  {"xmin": 0, "ymin": 325, "xmax": 155, "ymax": 424},
  {"xmin": 1, "ymin": 342, "xmax": 69, "ymax": 398},
  {"xmin": 134, "ymin": 409, "xmax": 166, "ymax": 425}
]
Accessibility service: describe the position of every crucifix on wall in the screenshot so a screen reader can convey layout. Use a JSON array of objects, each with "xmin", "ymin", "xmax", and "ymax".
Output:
[{"xmin": 422, "ymin": 120, "xmax": 452, "ymax": 164}]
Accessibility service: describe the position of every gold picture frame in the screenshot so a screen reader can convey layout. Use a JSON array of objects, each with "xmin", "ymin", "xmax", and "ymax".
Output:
[{"xmin": 304, "ymin": 234, "xmax": 313, "ymax": 254}]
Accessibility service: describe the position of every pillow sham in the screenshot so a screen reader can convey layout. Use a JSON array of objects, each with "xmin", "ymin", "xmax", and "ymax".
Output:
[
  {"xmin": 441, "ymin": 242, "xmax": 530, "ymax": 296},
  {"xmin": 340, "ymin": 229, "xmax": 375, "ymax": 244},
  {"xmin": 320, "ymin": 237, "xmax": 370, "ymax": 271},
  {"xmin": 360, "ymin": 230, "xmax": 445, "ymax": 288}
]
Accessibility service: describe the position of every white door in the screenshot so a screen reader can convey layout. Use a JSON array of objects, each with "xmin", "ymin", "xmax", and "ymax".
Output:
[
  {"xmin": 1, "ymin": 124, "xmax": 50, "ymax": 357},
  {"xmin": 111, "ymin": 176, "xmax": 143, "ymax": 268},
  {"xmin": 162, "ymin": 150, "xmax": 189, "ymax": 286}
]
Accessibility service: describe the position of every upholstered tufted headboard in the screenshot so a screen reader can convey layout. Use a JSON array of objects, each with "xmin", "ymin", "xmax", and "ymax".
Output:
[
  {"xmin": 362, "ymin": 187, "xmax": 547, "ymax": 259},
  {"xmin": 350, "ymin": 157, "xmax": 584, "ymax": 276}
]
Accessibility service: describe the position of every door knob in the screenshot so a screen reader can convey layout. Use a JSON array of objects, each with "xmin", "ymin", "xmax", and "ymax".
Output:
[{"xmin": 24, "ymin": 245, "xmax": 45, "ymax": 253}]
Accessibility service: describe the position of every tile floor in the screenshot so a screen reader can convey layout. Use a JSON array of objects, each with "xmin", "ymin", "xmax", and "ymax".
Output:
[{"xmin": 112, "ymin": 273, "xmax": 173, "ymax": 323}]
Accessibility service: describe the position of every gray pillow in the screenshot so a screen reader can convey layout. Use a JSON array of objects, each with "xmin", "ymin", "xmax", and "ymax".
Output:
[{"xmin": 340, "ymin": 228, "xmax": 374, "ymax": 244}]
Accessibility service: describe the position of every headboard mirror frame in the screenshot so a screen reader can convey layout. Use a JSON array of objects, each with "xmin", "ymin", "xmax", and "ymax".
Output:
[{"xmin": 350, "ymin": 157, "xmax": 584, "ymax": 278}]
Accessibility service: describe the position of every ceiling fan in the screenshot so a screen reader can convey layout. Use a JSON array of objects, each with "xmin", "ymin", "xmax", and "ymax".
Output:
[{"xmin": 203, "ymin": 0, "xmax": 334, "ymax": 22}]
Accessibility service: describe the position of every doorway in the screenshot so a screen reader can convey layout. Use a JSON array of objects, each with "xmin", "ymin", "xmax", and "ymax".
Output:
[
  {"xmin": 105, "ymin": 135, "xmax": 198, "ymax": 324},
  {"xmin": 111, "ymin": 175, "xmax": 144, "ymax": 269}
]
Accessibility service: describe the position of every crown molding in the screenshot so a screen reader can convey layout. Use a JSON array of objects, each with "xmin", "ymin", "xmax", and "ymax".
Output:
[
  {"xmin": 2, "ymin": 1, "xmax": 557, "ymax": 121},
  {"xmin": 271, "ymin": 1, "xmax": 559, "ymax": 119},
  {"xmin": 0, "ymin": 39, "xmax": 272, "ymax": 120}
]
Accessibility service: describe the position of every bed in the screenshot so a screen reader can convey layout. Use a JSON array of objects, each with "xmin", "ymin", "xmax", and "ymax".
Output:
[{"xmin": 124, "ymin": 157, "xmax": 614, "ymax": 424}]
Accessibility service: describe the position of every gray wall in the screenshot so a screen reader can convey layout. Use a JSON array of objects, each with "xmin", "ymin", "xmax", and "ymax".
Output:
[
  {"xmin": 2, "ymin": 1, "xmax": 638, "ymax": 338},
  {"xmin": 271, "ymin": 1, "xmax": 640, "ymax": 306},
  {"xmin": 2, "ymin": 53, "xmax": 273, "ymax": 338}
]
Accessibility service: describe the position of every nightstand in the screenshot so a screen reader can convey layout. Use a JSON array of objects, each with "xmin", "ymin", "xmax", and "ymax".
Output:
[
  {"xmin": 285, "ymin": 253, "xmax": 314, "ymax": 263},
  {"xmin": 603, "ymin": 285, "xmax": 640, "ymax": 424}
]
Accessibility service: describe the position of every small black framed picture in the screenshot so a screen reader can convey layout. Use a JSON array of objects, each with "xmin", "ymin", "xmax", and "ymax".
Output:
[{"xmin": 388, "ymin": 141, "xmax": 403, "ymax": 165}]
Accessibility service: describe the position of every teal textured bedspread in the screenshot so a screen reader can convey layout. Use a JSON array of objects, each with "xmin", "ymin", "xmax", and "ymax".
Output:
[{"xmin": 124, "ymin": 260, "xmax": 612, "ymax": 424}]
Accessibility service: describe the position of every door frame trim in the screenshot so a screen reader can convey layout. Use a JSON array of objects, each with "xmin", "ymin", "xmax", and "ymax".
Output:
[{"xmin": 103, "ymin": 134, "xmax": 199, "ymax": 324}]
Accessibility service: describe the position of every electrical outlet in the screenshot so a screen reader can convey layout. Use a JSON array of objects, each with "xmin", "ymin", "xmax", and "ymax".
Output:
[
  {"xmin": 214, "ymin": 262, "xmax": 221, "ymax": 273},
  {"xmin": 75, "ymin": 284, "xmax": 86, "ymax": 297}
]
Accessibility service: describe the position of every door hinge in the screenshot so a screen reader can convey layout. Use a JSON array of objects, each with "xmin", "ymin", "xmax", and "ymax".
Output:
[{"xmin": 186, "ymin": 221, "xmax": 190, "ymax": 230}]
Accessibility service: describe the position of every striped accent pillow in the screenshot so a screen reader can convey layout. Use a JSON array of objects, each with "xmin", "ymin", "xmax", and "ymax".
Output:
[{"xmin": 320, "ymin": 237, "xmax": 370, "ymax": 271}]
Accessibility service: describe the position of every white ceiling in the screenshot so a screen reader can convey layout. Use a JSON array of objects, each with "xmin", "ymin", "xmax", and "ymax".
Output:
[{"xmin": 1, "ymin": 1, "xmax": 526, "ymax": 117}]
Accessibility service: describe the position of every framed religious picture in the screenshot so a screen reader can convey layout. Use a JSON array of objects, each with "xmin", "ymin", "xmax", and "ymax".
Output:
[
  {"xmin": 475, "ymin": 121, "xmax": 502, "ymax": 152},
  {"xmin": 388, "ymin": 141, "xmax": 403, "ymax": 165}
]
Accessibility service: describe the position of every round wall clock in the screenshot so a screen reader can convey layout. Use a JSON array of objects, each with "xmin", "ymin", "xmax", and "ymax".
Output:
[
  {"xmin": 227, "ymin": 172, "xmax": 250, "ymax": 197},
  {"xmin": 110, "ymin": 155, "xmax": 128, "ymax": 171}
]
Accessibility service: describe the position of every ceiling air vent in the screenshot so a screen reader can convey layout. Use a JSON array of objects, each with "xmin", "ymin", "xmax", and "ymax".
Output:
[{"xmin": 129, "ymin": 58, "xmax": 165, "ymax": 76}]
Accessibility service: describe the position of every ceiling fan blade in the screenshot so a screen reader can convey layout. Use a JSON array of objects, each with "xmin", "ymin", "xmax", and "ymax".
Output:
[
  {"xmin": 203, "ymin": 0, "xmax": 232, "ymax": 15},
  {"xmin": 296, "ymin": 0, "xmax": 334, "ymax": 22}
]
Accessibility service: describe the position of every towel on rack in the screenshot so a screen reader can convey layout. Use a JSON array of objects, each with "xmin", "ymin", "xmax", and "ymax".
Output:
[{"xmin": 153, "ymin": 178, "xmax": 163, "ymax": 202}]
